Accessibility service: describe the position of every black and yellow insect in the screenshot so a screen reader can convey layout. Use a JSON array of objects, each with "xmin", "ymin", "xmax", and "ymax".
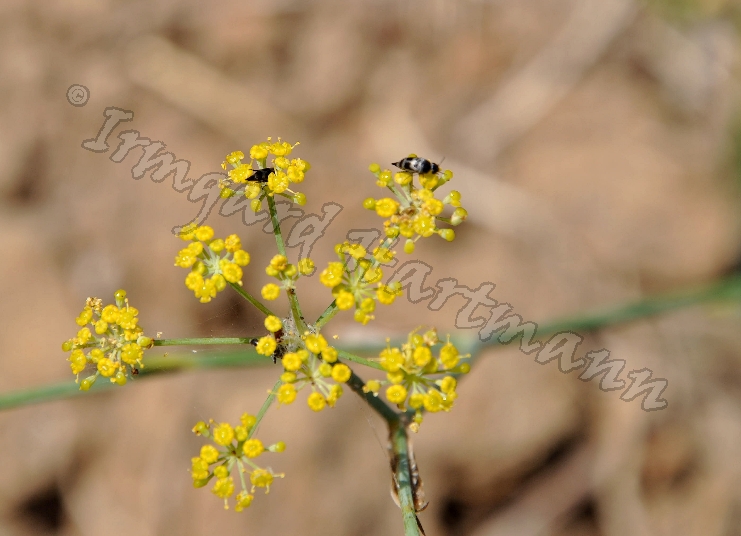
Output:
[
  {"xmin": 250, "ymin": 167, "xmax": 275, "ymax": 183},
  {"xmin": 392, "ymin": 155, "xmax": 440, "ymax": 175}
]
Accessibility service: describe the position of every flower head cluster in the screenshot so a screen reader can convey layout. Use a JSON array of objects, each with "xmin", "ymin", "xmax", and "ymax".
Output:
[
  {"xmin": 364, "ymin": 328, "xmax": 470, "ymax": 429},
  {"xmin": 175, "ymin": 225, "xmax": 251, "ymax": 303},
  {"xmin": 62, "ymin": 290, "xmax": 152, "ymax": 390},
  {"xmin": 365, "ymin": 157, "xmax": 468, "ymax": 254},
  {"xmin": 252, "ymin": 315, "xmax": 351, "ymax": 410},
  {"xmin": 260, "ymin": 254, "xmax": 315, "ymax": 302},
  {"xmin": 191, "ymin": 416, "xmax": 285, "ymax": 511},
  {"xmin": 219, "ymin": 138, "xmax": 310, "ymax": 211},
  {"xmin": 318, "ymin": 241, "xmax": 402, "ymax": 324}
]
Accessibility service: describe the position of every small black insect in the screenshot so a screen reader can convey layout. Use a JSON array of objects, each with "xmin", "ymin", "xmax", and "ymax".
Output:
[
  {"xmin": 250, "ymin": 167, "xmax": 275, "ymax": 183},
  {"xmin": 250, "ymin": 337, "xmax": 285, "ymax": 364},
  {"xmin": 392, "ymin": 156, "xmax": 440, "ymax": 175}
]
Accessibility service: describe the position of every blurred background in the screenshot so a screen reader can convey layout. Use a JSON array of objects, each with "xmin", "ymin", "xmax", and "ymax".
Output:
[{"xmin": 1, "ymin": 0, "xmax": 741, "ymax": 534}]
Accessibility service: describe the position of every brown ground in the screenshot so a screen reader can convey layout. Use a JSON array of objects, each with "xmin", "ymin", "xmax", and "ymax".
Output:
[{"xmin": 1, "ymin": 0, "xmax": 741, "ymax": 535}]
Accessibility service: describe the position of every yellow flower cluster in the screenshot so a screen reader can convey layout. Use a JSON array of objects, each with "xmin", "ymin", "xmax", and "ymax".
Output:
[
  {"xmin": 175, "ymin": 225, "xmax": 251, "ymax": 303},
  {"xmin": 219, "ymin": 138, "xmax": 310, "ymax": 210},
  {"xmin": 318, "ymin": 241, "xmax": 402, "ymax": 324},
  {"xmin": 365, "ymin": 158, "xmax": 468, "ymax": 254},
  {"xmin": 61, "ymin": 290, "xmax": 152, "ymax": 390},
  {"xmin": 260, "ymin": 255, "xmax": 315, "ymax": 302},
  {"xmin": 365, "ymin": 328, "xmax": 470, "ymax": 429},
  {"xmin": 275, "ymin": 331, "xmax": 352, "ymax": 412},
  {"xmin": 191, "ymin": 415, "xmax": 285, "ymax": 511}
]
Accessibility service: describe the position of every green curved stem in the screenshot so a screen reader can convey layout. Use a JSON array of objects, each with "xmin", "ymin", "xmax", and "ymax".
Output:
[
  {"xmin": 315, "ymin": 300, "xmax": 338, "ymax": 329},
  {"xmin": 266, "ymin": 195, "xmax": 308, "ymax": 334},
  {"xmin": 154, "ymin": 337, "xmax": 256, "ymax": 346},
  {"xmin": 346, "ymin": 370, "xmax": 399, "ymax": 424},
  {"xmin": 390, "ymin": 421, "xmax": 423, "ymax": 536},
  {"xmin": 248, "ymin": 379, "xmax": 282, "ymax": 439},
  {"xmin": 0, "ymin": 349, "xmax": 269, "ymax": 411},
  {"xmin": 337, "ymin": 349, "xmax": 383, "ymax": 370},
  {"xmin": 229, "ymin": 282, "xmax": 275, "ymax": 317}
]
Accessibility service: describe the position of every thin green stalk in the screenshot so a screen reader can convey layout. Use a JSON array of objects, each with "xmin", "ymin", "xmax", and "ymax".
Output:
[
  {"xmin": 0, "ymin": 349, "xmax": 269, "ymax": 411},
  {"xmin": 315, "ymin": 300, "xmax": 338, "ymax": 329},
  {"xmin": 266, "ymin": 195, "xmax": 308, "ymax": 334},
  {"xmin": 229, "ymin": 282, "xmax": 275, "ymax": 317},
  {"xmin": 337, "ymin": 349, "xmax": 383, "ymax": 370},
  {"xmin": 390, "ymin": 421, "xmax": 423, "ymax": 536},
  {"xmin": 266, "ymin": 195, "xmax": 289, "ymax": 257},
  {"xmin": 530, "ymin": 273, "xmax": 741, "ymax": 337},
  {"xmin": 248, "ymin": 379, "xmax": 281, "ymax": 439},
  {"xmin": 154, "ymin": 338, "xmax": 256, "ymax": 347}
]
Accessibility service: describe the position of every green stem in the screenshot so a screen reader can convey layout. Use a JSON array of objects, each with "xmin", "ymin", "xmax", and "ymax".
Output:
[
  {"xmin": 266, "ymin": 195, "xmax": 308, "ymax": 334},
  {"xmin": 248, "ymin": 379, "xmax": 281, "ymax": 439},
  {"xmin": 315, "ymin": 300, "xmax": 338, "ymax": 329},
  {"xmin": 346, "ymin": 371, "xmax": 399, "ymax": 424},
  {"xmin": 266, "ymin": 195, "xmax": 288, "ymax": 257},
  {"xmin": 229, "ymin": 282, "xmax": 275, "ymax": 317},
  {"xmin": 154, "ymin": 338, "xmax": 256, "ymax": 346},
  {"xmin": 390, "ymin": 420, "xmax": 423, "ymax": 536},
  {"xmin": 530, "ymin": 273, "xmax": 741, "ymax": 338},
  {"xmin": 0, "ymin": 349, "xmax": 268, "ymax": 411},
  {"xmin": 337, "ymin": 349, "xmax": 383, "ymax": 370}
]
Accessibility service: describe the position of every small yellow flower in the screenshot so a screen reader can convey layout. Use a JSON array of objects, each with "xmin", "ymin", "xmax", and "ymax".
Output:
[
  {"xmin": 261, "ymin": 283, "xmax": 280, "ymax": 301},
  {"xmin": 220, "ymin": 260, "xmax": 243, "ymax": 284},
  {"xmin": 423, "ymin": 389, "xmax": 445, "ymax": 412},
  {"xmin": 440, "ymin": 342, "xmax": 459, "ymax": 369},
  {"xmin": 250, "ymin": 469, "xmax": 274, "ymax": 490},
  {"xmin": 195, "ymin": 225, "xmax": 215, "ymax": 241},
  {"xmin": 264, "ymin": 315, "xmax": 283, "ymax": 333},
  {"xmin": 318, "ymin": 362, "xmax": 332, "ymax": 377},
  {"xmin": 386, "ymin": 385, "xmax": 408, "ymax": 405},
  {"xmin": 282, "ymin": 352, "xmax": 302, "ymax": 372},
  {"xmin": 380, "ymin": 348, "xmax": 404, "ymax": 372},
  {"xmin": 319, "ymin": 262, "xmax": 344, "ymax": 288},
  {"xmin": 409, "ymin": 393, "xmax": 426, "ymax": 409},
  {"xmin": 439, "ymin": 376, "xmax": 457, "ymax": 394},
  {"xmin": 413, "ymin": 346, "xmax": 432, "ymax": 367},
  {"xmin": 200, "ymin": 445, "xmax": 220, "ymax": 464},
  {"xmin": 375, "ymin": 198, "xmax": 399, "ymax": 218},
  {"xmin": 277, "ymin": 383, "xmax": 297, "ymax": 404},
  {"xmin": 307, "ymin": 392, "xmax": 326, "ymax": 412},
  {"xmin": 243, "ymin": 439, "xmax": 264, "ymax": 459},
  {"xmin": 255, "ymin": 336, "xmax": 277, "ymax": 356},
  {"xmin": 304, "ymin": 333, "xmax": 328, "ymax": 354},
  {"xmin": 97, "ymin": 358, "xmax": 117, "ymax": 377},
  {"xmin": 212, "ymin": 423, "xmax": 235, "ymax": 446},
  {"xmin": 250, "ymin": 145, "xmax": 268, "ymax": 160},
  {"xmin": 336, "ymin": 290, "xmax": 355, "ymax": 310},
  {"xmin": 212, "ymin": 476, "xmax": 235, "ymax": 502},
  {"xmin": 224, "ymin": 234, "xmax": 241, "ymax": 252},
  {"xmin": 377, "ymin": 285, "xmax": 398, "ymax": 305},
  {"xmin": 363, "ymin": 380, "xmax": 381, "ymax": 394},
  {"xmin": 321, "ymin": 347, "xmax": 338, "ymax": 363},
  {"xmin": 120, "ymin": 343, "xmax": 143, "ymax": 365},
  {"xmin": 235, "ymin": 491, "xmax": 254, "ymax": 512},
  {"xmin": 331, "ymin": 363, "xmax": 351, "ymax": 383},
  {"xmin": 298, "ymin": 258, "xmax": 314, "ymax": 275},
  {"xmin": 68, "ymin": 350, "xmax": 87, "ymax": 374}
]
